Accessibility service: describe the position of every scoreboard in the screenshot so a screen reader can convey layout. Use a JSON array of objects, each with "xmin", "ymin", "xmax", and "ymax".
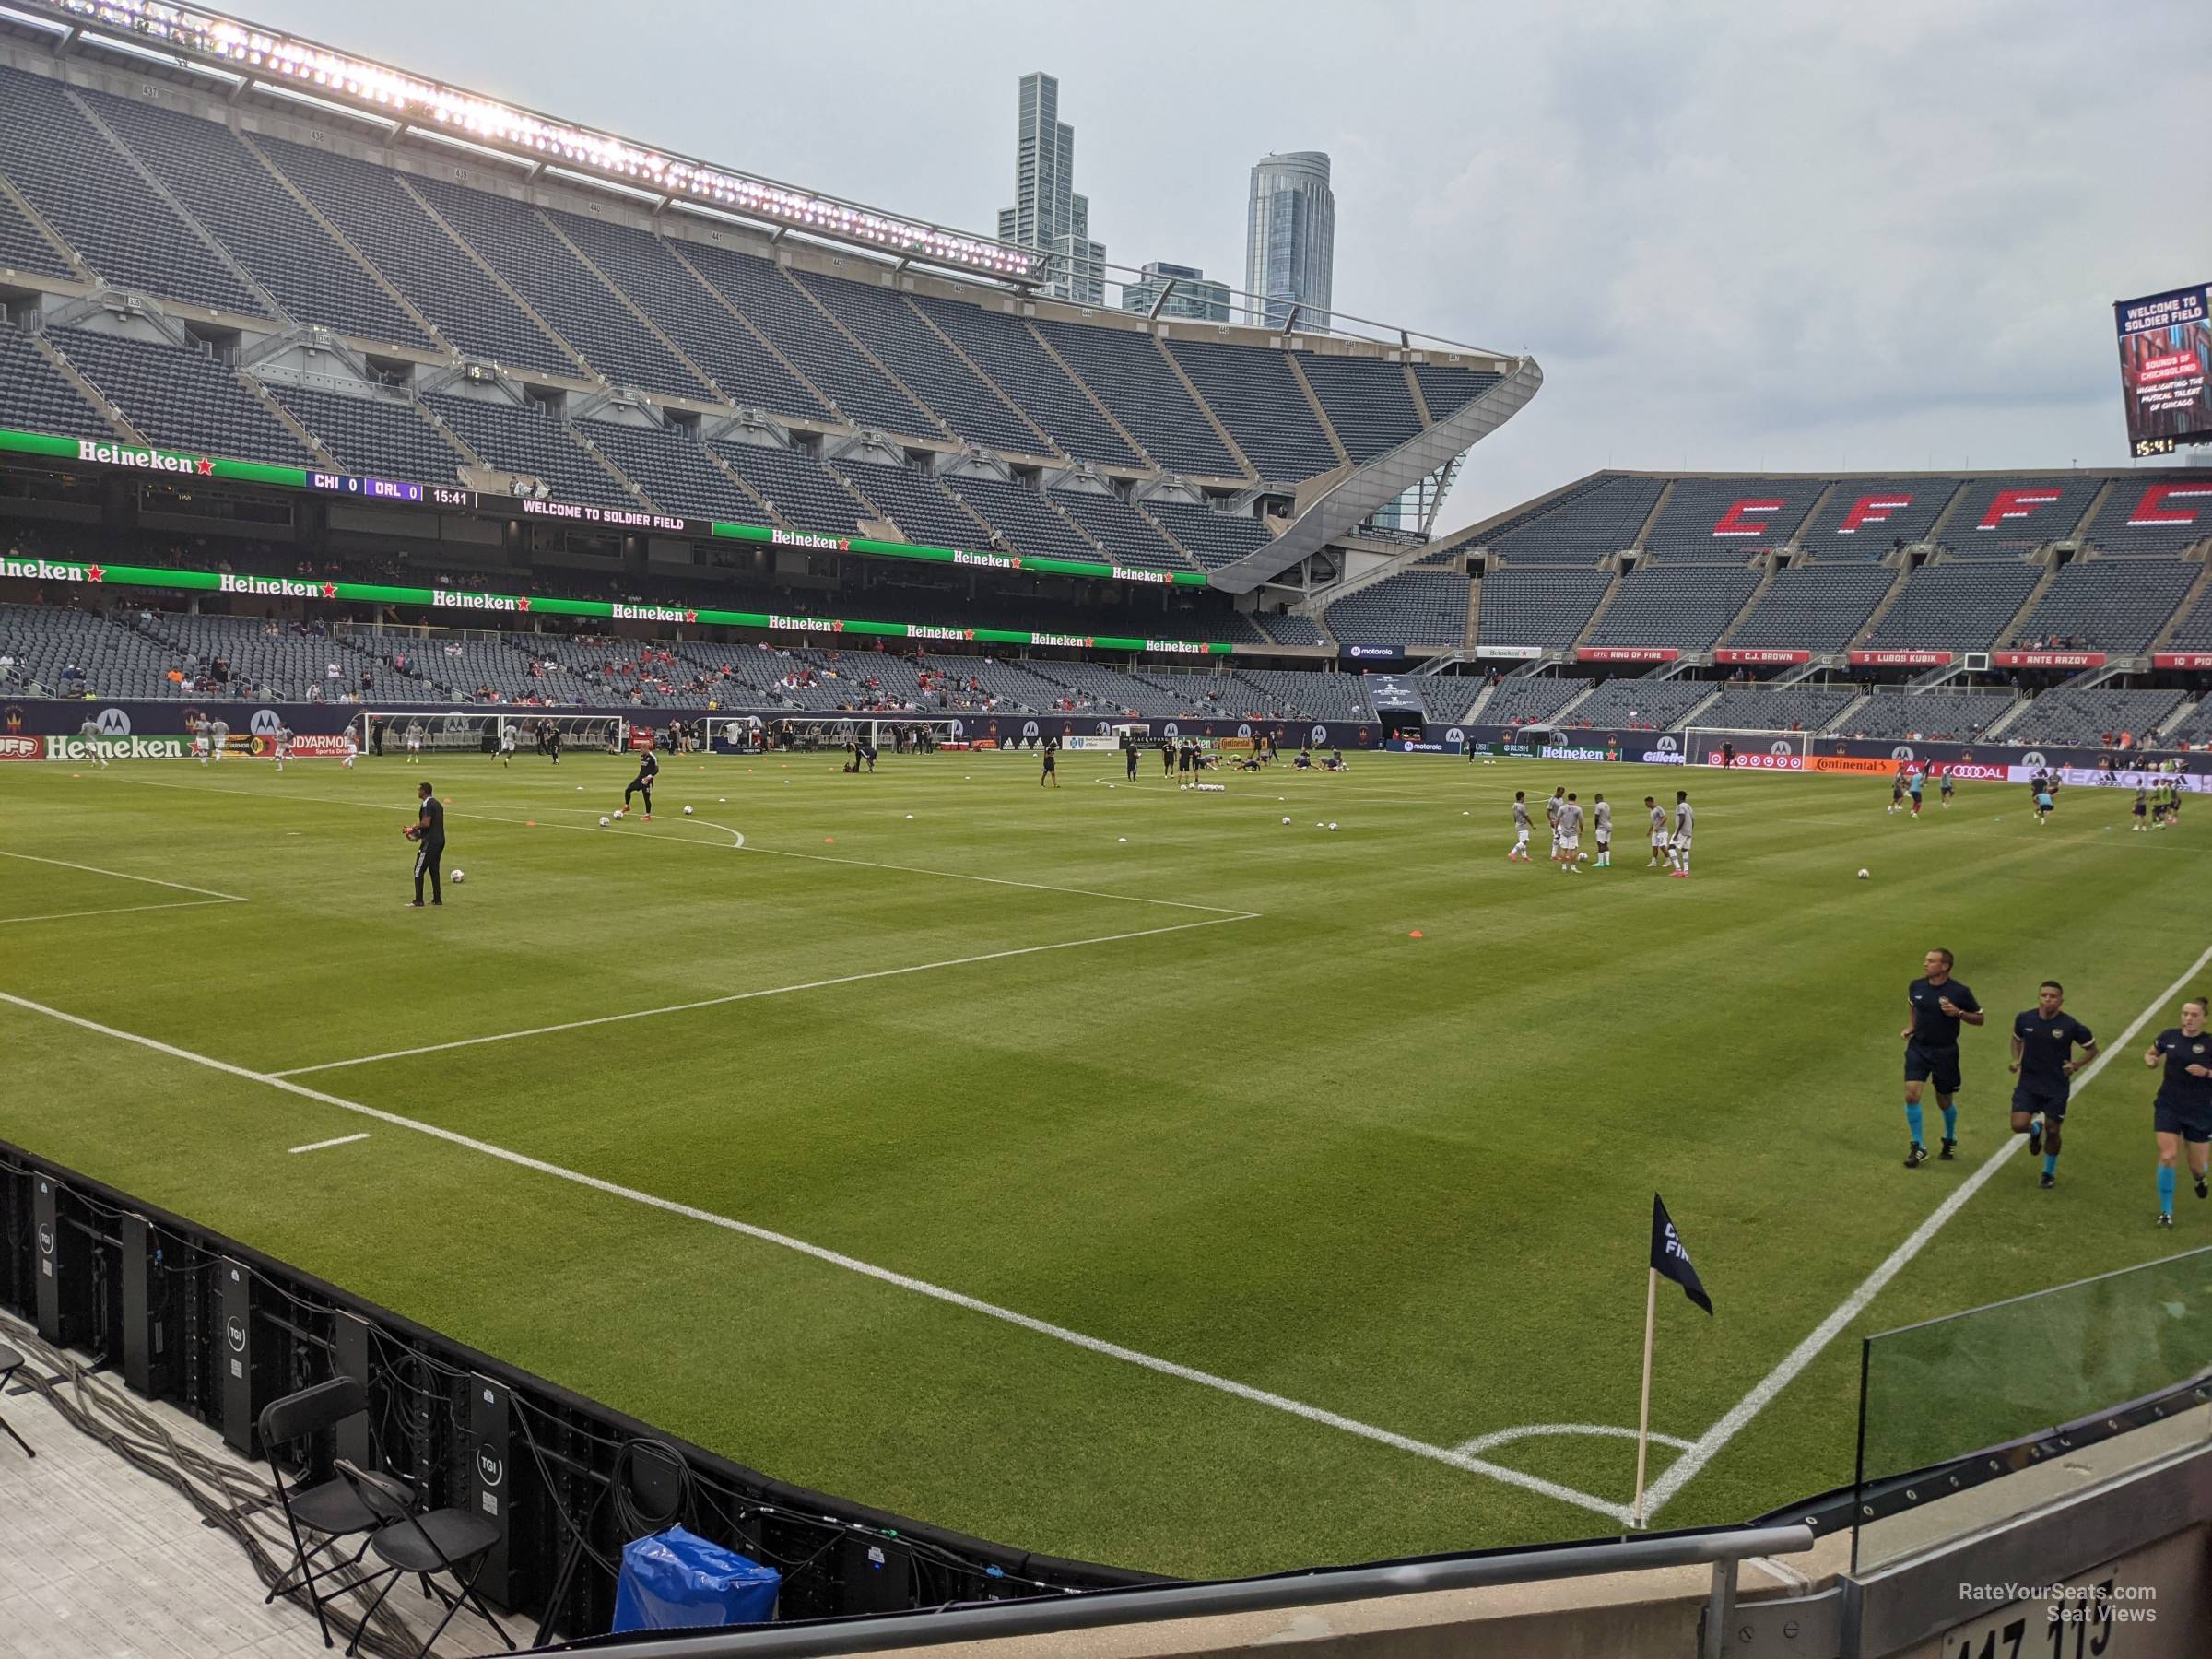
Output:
[{"xmin": 2114, "ymin": 284, "xmax": 2212, "ymax": 458}]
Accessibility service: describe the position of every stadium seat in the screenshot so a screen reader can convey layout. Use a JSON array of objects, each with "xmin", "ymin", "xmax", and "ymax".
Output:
[
  {"xmin": 0, "ymin": 326, "xmax": 113, "ymax": 439},
  {"xmin": 268, "ymin": 383, "xmax": 468, "ymax": 486},
  {"xmin": 50, "ymin": 328, "xmax": 313, "ymax": 466},
  {"xmin": 1139, "ymin": 498, "xmax": 1274, "ymax": 571},
  {"xmin": 939, "ymin": 472, "xmax": 1100, "ymax": 561},
  {"xmin": 577, "ymin": 419, "xmax": 771, "ymax": 525},
  {"xmin": 2080, "ymin": 475, "xmax": 2212, "ymax": 558},
  {"xmin": 1639, "ymin": 478, "xmax": 1828, "ymax": 559},
  {"xmin": 1587, "ymin": 566, "xmax": 1761, "ymax": 650},
  {"xmin": 1938, "ymin": 477, "xmax": 2100, "ymax": 556},
  {"xmin": 1293, "ymin": 354, "xmax": 1423, "ymax": 462},
  {"xmin": 1838, "ymin": 691, "xmax": 2017, "ymax": 741},
  {"xmin": 2001, "ymin": 688, "xmax": 2191, "ymax": 747},
  {"xmin": 708, "ymin": 440, "xmax": 869, "ymax": 535},
  {"xmin": 1030, "ymin": 320, "xmax": 1239, "ymax": 478},
  {"xmin": 1477, "ymin": 567, "xmax": 1614, "ymax": 648},
  {"xmin": 908, "ymin": 295, "xmax": 1143, "ymax": 469},
  {"xmin": 331, "ymin": 1457, "xmax": 515, "ymax": 1658},
  {"xmin": 1570, "ymin": 677, "xmax": 1714, "ymax": 729},
  {"xmin": 1474, "ymin": 476, "xmax": 1665, "ymax": 566},
  {"xmin": 1481, "ymin": 677, "xmax": 1592, "ymax": 726},
  {"xmin": 1726, "ymin": 565, "xmax": 1898, "ymax": 649},
  {"xmin": 426, "ymin": 394, "xmax": 639, "ymax": 512},
  {"xmin": 2006, "ymin": 560, "xmax": 2199, "ymax": 652},
  {"xmin": 1699, "ymin": 686, "xmax": 1861, "ymax": 734},
  {"xmin": 1323, "ymin": 570, "xmax": 1470, "ymax": 647},
  {"xmin": 1164, "ymin": 337, "xmax": 1338, "ymax": 480},
  {"xmin": 1048, "ymin": 487, "xmax": 1195, "ymax": 571},
  {"xmin": 1862, "ymin": 561, "xmax": 2042, "ymax": 650},
  {"xmin": 1794, "ymin": 478, "xmax": 1960, "ymax": 559},
  {"xmin": 1409, "ymin": 362, "xmax": 1502, "ymax": 420},
  {"xmin": 830, "ymin": 454, "xmax": 991, "ymax": 550}
]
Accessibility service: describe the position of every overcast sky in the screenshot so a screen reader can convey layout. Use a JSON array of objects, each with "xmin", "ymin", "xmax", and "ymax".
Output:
[{"xmin": 257, "ymin": 0, "xmax": 2212, "ymax": 534}]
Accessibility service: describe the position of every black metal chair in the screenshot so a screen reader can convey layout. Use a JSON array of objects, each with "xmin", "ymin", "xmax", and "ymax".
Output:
[
  {"xmin": 258, "ymin": 1378, "xmax": 406, "ymax": 1649},
  {"xmin": 0, "ymin": 1343, "xmax": 33, "ymax": 1459},
  {"xmin": 333, "ymin": 1457, "xmax": 516, "ymax": 1659}
]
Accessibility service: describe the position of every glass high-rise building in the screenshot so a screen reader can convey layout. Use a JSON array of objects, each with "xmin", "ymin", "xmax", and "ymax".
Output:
[
  {"xmin": 998, "ymin": 73, "xmax": 1105, "ymax": 306},
  {"xmin": 1121, "ymin": 261, "xmax": 1230, "ymax": 322},
  {"xmin": 1244, "ymin": 151, "xmax": 1334, "ymax": 331}
]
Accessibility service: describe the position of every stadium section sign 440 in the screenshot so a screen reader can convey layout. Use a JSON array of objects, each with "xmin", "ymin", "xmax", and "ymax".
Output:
[
  {"xmin": 0, "ymin": 429, "xmax": 1209, "ymax": 590},
  {"xmin": 0, "ymin": 555, "xmax": 1237, "ymax": 657}
]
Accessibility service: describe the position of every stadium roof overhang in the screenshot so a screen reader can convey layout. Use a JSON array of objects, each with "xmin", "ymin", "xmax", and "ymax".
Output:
[
  {"xmin": 1206, "ymin": 356, "xmax": 1545, "ymax": 594},
  {"xmin": 1, "ymin": 0, "xmax": 1047, "ymax": 287}
]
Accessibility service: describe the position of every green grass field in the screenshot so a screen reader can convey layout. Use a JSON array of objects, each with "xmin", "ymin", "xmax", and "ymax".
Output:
[{"xmin": 2, "ymin": 746, "xmax": 2208, "ymax": 1577}]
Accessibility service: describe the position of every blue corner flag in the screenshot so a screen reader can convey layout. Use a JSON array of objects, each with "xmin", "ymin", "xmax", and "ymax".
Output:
[{"xmin": 1651, "ymin": 1194, "xmax": 1713, "ymax": 1315}]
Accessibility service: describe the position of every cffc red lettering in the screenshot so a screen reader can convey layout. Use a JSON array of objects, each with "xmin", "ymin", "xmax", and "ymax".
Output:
[
  {"xmin": 2126, "ymin": 482, "xmax": 2212, "ymax": 527},
  {"xmin": 1975, "ymin": 488, "xmax": 2061, "ymax": 531},
  {"xmin": 1838, "ymin": 494, "xmax": 1912, "ymax": 534},
  {"xmin": 1712, "ymin": 499, "xmax": 1783, "ymax": 536}
]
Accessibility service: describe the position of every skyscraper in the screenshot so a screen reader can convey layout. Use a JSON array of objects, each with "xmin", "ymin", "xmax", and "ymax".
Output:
[
  {"xmin": 998, "ymin": 73, "xmax": 1106, "ymax": 306},
  {"xmin": 1244, "ymin": 152, "xmax": 1335, "ymax": 331},
  {"xmin": 1121, "ymin": 261, "xmax": 1231, "ymax": 323}
]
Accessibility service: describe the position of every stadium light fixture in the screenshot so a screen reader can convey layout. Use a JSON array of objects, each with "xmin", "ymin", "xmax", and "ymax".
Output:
[{"xmin": 21, "ymin": 0, "xmax": 1047, "ymax": 284}]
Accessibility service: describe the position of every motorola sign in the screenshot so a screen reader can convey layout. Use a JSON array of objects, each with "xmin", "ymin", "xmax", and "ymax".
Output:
[
  {"xmin": 94, "ymin": 706, "xmax": 131, "ymax": 736},
  {"xmin": 1891, "ymin": 746, "xmax": 1916, "ymax": 761},
  {"xmin": 2021, "ymin": 751, "xmax": 2048, "ymax": 768},
  {"xmin": 249, "ymin": 708, "xmax": 283, "ymax": 735}
]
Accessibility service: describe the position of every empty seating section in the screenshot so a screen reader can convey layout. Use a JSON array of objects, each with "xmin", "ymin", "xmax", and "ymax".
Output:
[
  {"xmin": 1322, "ymin": 570, "xmax": 1469, "ymax": 647},
  {"xmin": 681, "ymin": 242, "xmax": 935, "ymax": 439},
  {"xmin": 2007, "ymin": 560, "xmax": 2197, "ymax": 651},
  {"xmin": 415, "ymin": 636, "xmax": 547, "ymax": 700},
  {"xmin": 1795, "ymin": 478, "xmax": 1959, "ymax": 558},
  {"xmin": 1939, "ymin": 477, "xmax": 2099, "ymax": 555},
  {"xmin": 911, "ymin": 296, "xmax": 1139, "ymax": 468},
  {"xmin": 1031, "ymin": 321, "xmax": 1237, "ymax": 477},
  {"xmin": 1641, "ymin": 478, "xmax": 1827, "ymax": 559},
  {"xmin": 1165, "ymin": 338, "xmax": 1336, "ymax": 480},
  {"xmin": 254, "ymin": 135, "xmax": 573, "ymax": 378},
  {"xmin": 135, "ymin": 610, "xmax": 354, "ymax": 700},
  {"xmin": 83, "ymin": 89, "xmax": 429, "ymax": 349},
  {"xmin": 1588, "ymin": 566, "xmax": 1760, "ymax": 648},
  {"xmin": 1863, "ymin": 562, "xmax": 2041, "ymax": 648},
  {"xmin": 1841, "ymin": 692, "xmax": 2017, "ymax": 740},
  {"xmin": 1481, "ymin": 677, "xmax": 1591, "ymax": 726},
  {"xmin": 1478, "ymin": 567, "xmax": 1614, "ymax": 647},
  {"xmin": 938, "ymin": 473, "xmax": 1098, "ymax": 561},
  {"xmin": 2081, "ymin": 475, "xmax": 2212, "ymax": 556},
  {"xmin": 0, "ymin": 184, "xmax": 72, "ymax": 280},
  {"xmin": 1233, "ymin": 668, "xmax": 1365, "ymax": 721},
  {"xmin": 52, "ymin": 328, "xmax": 311, "ymax": 464},
  {"xmin": 0, "ymin": 328, "xmax": 112, "ymax": 437},
  {"xmin": 409, "ymin": 178, "xmax": 704, "ymax": 401},
  {"xmin": 337, "ymin": 632, "xmax": 440, "ymax": 701},
  {"xmin": 795, "ymin": 272, "xmax": 1042, "ymax": 454},
  {"xmin": 830, "ymin": 455, "xmax": 987, "ymax": 549},
  {"xmin": 426, "ymin": 394, "xmax": 635, "ymax": 511},
  {"xmin": 548, "ymin": 213, "xmax": 831, "ymax": 419},
  {"xmin": 1699, "ymin": 687, "xmax": 1860, "ymax": 733},
  {"xmin": 1481, "ymin": 475, "xmax": 1665, "ymax": 565},
  {"xmin": 1252, "ymin": 612, "xmax": 1326, "ymax": 647},
  {"xmin": 912, "ymin": 652, "xmax": 1067, "ymax": 710},
  {"xmin": 1294, "ymin": 355, "xmax": 1420, "ymax": 462},
  {"xmin": 0, "ymin": 67, "xmax": 262, "ymax": 315},
  {"xmin": 1048, "ymin": 488, "xmax": 1193, "ymax": 571},
  {"xmin": 2163, "ymin": 699, "xmax": 2212, "ymax": 745},
  {"xmin": 2167, "ymin": 587, "xmax": 2212, "ymax": 647},
  {"xmin": 0, "ymin": 602, "xmax": 169, "ymax": 696},
  {"xmin": 578, "ymin": 420, "xmax": 769, "ymax": 524},
  {"xmin": 268, "ymin": 383, "xmax": 465, "ymax": 483},
  {"xmin": 1140, "ymin": 499, "xmax": 1272, "ymax": 571},
  {"xmin": 2002, "ymin": 688, "xmax": 2189, "ymax": 746},
  {"xmin": 1411, "ymin": 363, "xmax": 1500, "ymax": 419},
  {"xmin": 1571, "ymin": 677, "xmax": 1713, "ymax": 729},
  {"xmin": 1726, "ymin": 565, "xmax": 1898, "ymax": 649},
  {"xmin": 1008, "ymin": 657, "xmax": 1160, "ymax": 713},
  {"xmin": 707, "ymin": 441, "xmax": 864, "ymax": 535}
]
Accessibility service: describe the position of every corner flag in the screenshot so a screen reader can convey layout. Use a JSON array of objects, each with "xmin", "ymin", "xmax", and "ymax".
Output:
[{"xmin": 1650, "ymin": 1194, "xmax": 1713, "ymax": 1315}]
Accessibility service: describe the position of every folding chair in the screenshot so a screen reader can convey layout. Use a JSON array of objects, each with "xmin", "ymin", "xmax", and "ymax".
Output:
[
  {"xmin": 333, "ymin": 1458, "xmax": 516, "ymax": 1659},
  {"xmin": 0, "ymin": 1343, "xmax": 33, "ymax": 1459},
  {"xmin": 258, "ymin": 1378, "xmax": 407, "ymax": 1648}
]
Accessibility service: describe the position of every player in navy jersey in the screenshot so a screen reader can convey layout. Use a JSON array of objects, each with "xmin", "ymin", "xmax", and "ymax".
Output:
[
  {"xmin": 2146, "ymin": 997, "xmax": 2212, "ymax": 1228},
  {"xmin": 1900, "ymin": 947, "xmax": 1983, "ymax": 1167},
  {"xmin": 623, "ymin": 747, "xmax": 658, "ymax": 818},
  {"xmin": 2008, "ymin": 982, "xmax": 2097, "ymax": 1189}
]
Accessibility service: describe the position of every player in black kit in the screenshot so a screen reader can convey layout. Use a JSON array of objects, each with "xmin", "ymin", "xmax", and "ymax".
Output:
[
  {"xmin": 2008, "ymin": 982, "xmax": 2097, "ymax": 1189},
  {"xmin": 1900, "ymin": 947, "xmax": 1983, "ymax": 1167},
  {"xmin": 406, "ymin": 781, "xmax": 445, "ymax": 908},
  {"xmin": 2147, "ymin": 996, "xmax": 2212, "ymax": 1228},
  {"xmin": 624, "ymin": 747, "xmax": 658, "ymax": 818}
]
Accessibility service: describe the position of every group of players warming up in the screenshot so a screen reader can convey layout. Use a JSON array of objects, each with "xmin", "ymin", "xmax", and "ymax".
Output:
[
  {"xmin": 1509, "ymin": 787, "xmax": 1693, "ymax": 877},
  {"xmin": 1896, "ymin": 947, "xmax": 2212, "ymax": 1225}
]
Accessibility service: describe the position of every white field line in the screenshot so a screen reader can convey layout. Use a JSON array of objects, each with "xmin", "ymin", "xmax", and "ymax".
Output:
[
  {"xmin": 1641, "ymin": 939, "xmax": 2212, "ymax": 1521},
  {"xmin": 0, "ymin": 898, "xmax": 240, "ymax": 927},
  {"xmin": 0, "ymin": 987, "xmax": 1629, "ymax": 1524},
  {"xmin": 272, "ymin": 913, "xmax": 1258, "ymax": 1077},
  {"xmin": 92, "ymin": 776, "xmax": 1246, "ymax": 915},
  {"xmin": 1453, "ymin": 1422, "xmax": 1694, "ymax": 1458},
  {"xmin": 288, "ymin": 1133, "xmax": 371, "ymax": 1155},
  {"xmin": 0, "ymin": 848, "xmax": 246, "ymax": 901}
]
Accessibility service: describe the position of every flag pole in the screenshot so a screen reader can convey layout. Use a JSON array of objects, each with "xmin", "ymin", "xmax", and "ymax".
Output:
[{"xmin": 1632, "ymin": 1264, "xmax": 1657, "ymax": 1529}]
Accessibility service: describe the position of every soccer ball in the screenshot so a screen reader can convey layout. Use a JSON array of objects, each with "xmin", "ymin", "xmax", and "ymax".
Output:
[
  {"xmin": 1857, "ymin": 868, "xmax": 1870, "ymax": 880},
  {"xmin": 683, "ymin": 806, "xmax": 694, "ymax": 816},
  {"xmin": 1282, "ymin": 816, "xmax": 1291, "ymax": 825},
  {"xmin": 613, "ymin": 809, "xmax": 626, "ymax": 819},
  {"xmin": 449, "ymin": 870, "xmax": 465, "ymax": 885},
  {"xmin": 719, "ymin": 797, "xmax": 727, "ymax": 804},
  {"xmin": 598, "ymin": 816, "xmax": 610, "ymax": 827},
  {"xmin": 1327, "ymin": 821, "xmax": 1339, "ymax": 832}
]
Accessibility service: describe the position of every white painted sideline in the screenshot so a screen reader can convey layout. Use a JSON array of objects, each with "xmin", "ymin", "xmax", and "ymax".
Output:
[
  {"xmin": 272, "ymin": 913, "xmax": 1258, "ymax": 1077},
  {"xmin": 0, "ymin": 898, "xmax": 239, "ymax": 927},
  {"xmin": 0, "ymin": 988, "xmax": 1631, "ymax": 1526},
  {"xmin": 288, "ymin": 1133, "xmax": 371, "ymax": 1155},
  {"xmin": 1640, "ymin": 939, "xmax": 2212, "ymax": 1521},
  {"xmin": 0, "ymin": 848, "xmax": 246, "ymax": 901}
]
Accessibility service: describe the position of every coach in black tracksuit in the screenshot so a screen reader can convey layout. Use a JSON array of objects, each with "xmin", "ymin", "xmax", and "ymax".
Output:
[
  {"xmin": 625, "ymin": 747, "xmax": 658, "ymax": 817},
  {"xmin": 409, "ymin": 782, "xmax": 445, "ymax": 907}
]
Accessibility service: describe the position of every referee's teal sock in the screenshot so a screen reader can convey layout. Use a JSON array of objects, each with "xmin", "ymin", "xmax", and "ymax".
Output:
[
  {"xmin": 2159, "ymin": 1167, "xmax": 2177, "ymax": 1217},
  {"xmin": 1905, "ymin": 1101, "xmax": 1924, "ymax": 1145},
  {"xmin": 1941, "ymin": 1104, "xmax": 1958, "ymax": 1142},
  {"xmin": 2043, "ymin": 1153, "xmax": 2058, "ymax": 1178}
]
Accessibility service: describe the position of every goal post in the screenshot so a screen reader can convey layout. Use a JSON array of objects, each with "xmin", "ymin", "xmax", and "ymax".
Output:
[
  {"xmin": 352, "ymin": 711, "xmax": 629, "ymax": 755},
  {"xmin": 1680, "ymin": 726, "xmax": 1818, "ymax": 767},
  {"xmin": 865, "ymin": 717, "xmax": 962, "ymax": 754}
]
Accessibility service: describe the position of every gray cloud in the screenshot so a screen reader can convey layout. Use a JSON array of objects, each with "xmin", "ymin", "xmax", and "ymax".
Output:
[{"xmin": 257, "ymin": 0, "xmax": 2212, "ymax": 532}]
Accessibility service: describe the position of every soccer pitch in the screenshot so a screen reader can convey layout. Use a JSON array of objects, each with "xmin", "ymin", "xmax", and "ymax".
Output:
[{"xmin": 2, "ymin": 747, "xmax": 2207, "ymax": 1577}]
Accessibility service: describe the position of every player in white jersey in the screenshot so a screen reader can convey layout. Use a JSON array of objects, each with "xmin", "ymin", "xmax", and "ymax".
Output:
[
  {"xmin": 1592, "ymin": 794, "xmax": 1612, "ymax": 868},
  {"xmin": 76, "ymin": 714, "xmax": 109, "ymax": 768},
  {"xmin": 498, "ymin": 724, "xmax": 516, "ymax": 767},
  {"xmin": 1545, "ymin": 786, "xmax": 1565, "ymax": 859},
  {"xmin": 1645, "ymin": 796, "xmax": 1669, "ymax": 869},
  {"xmin": 1508, "ymin": 791, "xmax": 1533, "ymax": 861},
  {"xmin": 1555, "ymin": 794, "xmax": 1585, "ymax": 874},
  {"xmin": 340, "ymin": 730, "xmax": 358, "ymax": 769},
  {"xmin": 193, "ymin": 717, "xmax": 211, "ymax": 764},
  {"xmin": 207, "ymin": 716, "xmax": 229, "ymax": 763},
  {"xmin": 405, "ymin": 720, "xmax": 425, "ymax": 762},
  {"xmin": 1669, "ymin": 791, "xmax": 1695, "ymax": 878},
  {"xmin": 272, "ymin": 723, "xmax": 292, "ymax": 771}
]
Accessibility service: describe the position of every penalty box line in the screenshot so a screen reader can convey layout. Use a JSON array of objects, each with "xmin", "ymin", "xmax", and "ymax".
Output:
[
  {"xmin": 0, "ymin": 988, "xmax": 1630, "ymax": 1526},
  {"xmin": 273, "ymin": 912, "xmax": 1258, "ymax": 1077},
  {"xmin": 1641, "ymin": 937, "xmax": 2212, "ymax": 1523}
]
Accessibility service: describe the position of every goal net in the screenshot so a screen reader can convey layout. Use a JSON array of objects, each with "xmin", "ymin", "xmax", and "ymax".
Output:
[
  {"xmin": 355, "ymin": 712, "xmax": 628, "ymax": 755},
  {"xmin": 1679, "ymin": 726, "xmax": 1818, "ymax": 768}
]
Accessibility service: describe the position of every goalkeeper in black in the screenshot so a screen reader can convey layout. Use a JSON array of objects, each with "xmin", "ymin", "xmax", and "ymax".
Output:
[
  {"xmin": 624, "ymin": 747, "xmax": 659, "ymax": 819},
  {"xmin": 407, "ymin": 782, "xmax": 445, "ymax": 908}
]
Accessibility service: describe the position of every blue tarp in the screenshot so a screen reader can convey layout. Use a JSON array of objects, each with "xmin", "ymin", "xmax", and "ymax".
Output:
[{"xmin": 612, "ymin": 1526, "xmax": 782, "ymax": 1633}]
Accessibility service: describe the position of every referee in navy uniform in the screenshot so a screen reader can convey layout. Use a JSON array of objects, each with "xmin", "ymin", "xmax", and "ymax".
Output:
[{"xmin": 407, "ymin": 781, "xmax": 445, "ymax": 907}]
